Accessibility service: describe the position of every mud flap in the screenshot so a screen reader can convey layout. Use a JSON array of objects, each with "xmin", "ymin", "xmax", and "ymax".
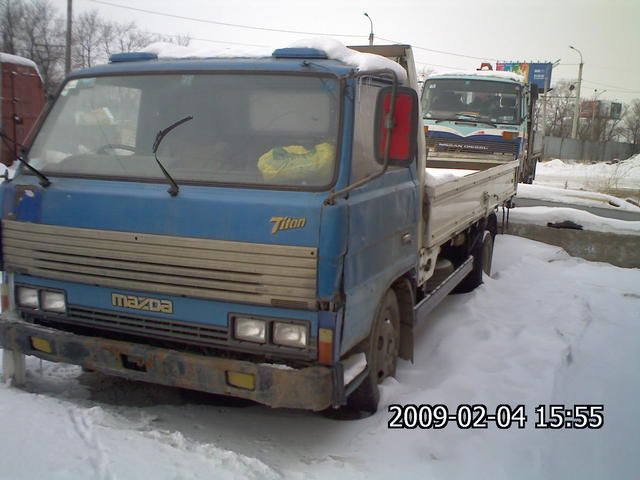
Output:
[{"xmin": 2, "ymin": 348, "xmax": 26, "ymax": 386}]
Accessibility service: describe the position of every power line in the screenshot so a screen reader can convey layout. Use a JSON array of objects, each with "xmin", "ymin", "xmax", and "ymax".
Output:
[
  {"xmin": 86, "ymin": 0, "xmax": 366, "ymax": 38},
  {"xmin": 139, "ymin": 30, "xmax": 268, "ymax": 48},
  {"xmin": 85, "ymin": 0, "xmax": 499, "ymax": 62},
  {"xmin": 377, "ymin": 36, "xmax": 498, "ymax": 62},
  {"xmin": 581, "ymin": 79, "xmax": 640, "ymax": 94}
]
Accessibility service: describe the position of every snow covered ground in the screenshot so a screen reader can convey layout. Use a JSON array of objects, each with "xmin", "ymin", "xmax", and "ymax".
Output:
[
  {"xmin": 1, "ymin": 235, "xmax": 638, "ymax": 480},
  {"xmin": 534, "ymin": 154, "xmax": 640, "ymax": 194},
  {"xmin": 517, "ymin": 183, "xmax": 640, "ymax": 212},
  {"xmin": 509, "ymin": 206, "xmax": 640, "ymax": 235}
]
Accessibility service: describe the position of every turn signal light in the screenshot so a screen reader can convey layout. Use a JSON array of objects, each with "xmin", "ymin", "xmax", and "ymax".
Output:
[{"xmin": 502, "ymin": 131, "xmax": 518, "ymax": 140}]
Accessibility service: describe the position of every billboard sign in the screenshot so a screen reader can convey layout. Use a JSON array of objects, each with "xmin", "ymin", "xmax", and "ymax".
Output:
[
  {"xmin": 580, "ymin": 100, "xmax": 624, "ymax": 120},
  {"xmin": 496, "ymin": 62, "xmax": 553, "ymax": 92}
]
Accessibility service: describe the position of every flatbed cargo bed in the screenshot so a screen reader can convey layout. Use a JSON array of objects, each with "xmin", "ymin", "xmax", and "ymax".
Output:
[{"xmin": 424, "ymin": 158, "xmax": 518, "ymax": 248}]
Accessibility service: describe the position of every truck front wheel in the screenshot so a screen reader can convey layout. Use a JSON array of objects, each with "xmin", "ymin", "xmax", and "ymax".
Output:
[{"xmin": 347, "ymin": 289, "xmax": 400, "ymax": 414}]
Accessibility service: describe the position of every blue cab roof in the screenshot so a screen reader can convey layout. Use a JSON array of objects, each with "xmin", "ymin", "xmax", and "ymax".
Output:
[{"xmin": 70, "ymin": 48, "xmax": 354, "ymax": 78}]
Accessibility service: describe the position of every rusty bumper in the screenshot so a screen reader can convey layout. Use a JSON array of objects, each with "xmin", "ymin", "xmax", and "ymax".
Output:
[{"xmin": 0, "ymin": 315, "xmax": 335, "ymax": 411}]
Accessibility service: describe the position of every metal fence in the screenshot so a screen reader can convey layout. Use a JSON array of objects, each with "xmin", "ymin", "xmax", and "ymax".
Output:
[{"xmin": 538, "ymin": 136, "xmax": 640, "ymax": 162}]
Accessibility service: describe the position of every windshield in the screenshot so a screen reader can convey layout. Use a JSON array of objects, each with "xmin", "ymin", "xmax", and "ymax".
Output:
[
  {"xmin": 422, "ymin": 78, "xmax": 522, "ymax": 125},
  {"xmin": 28, "ymin": 74, "xmax": 340, "ymax": 189}
]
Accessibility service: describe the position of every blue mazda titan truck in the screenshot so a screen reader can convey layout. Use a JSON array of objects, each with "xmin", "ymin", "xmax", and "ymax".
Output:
[{"xmin": 0, "ymin": 43, "xmax": 519, "ymax": 413}]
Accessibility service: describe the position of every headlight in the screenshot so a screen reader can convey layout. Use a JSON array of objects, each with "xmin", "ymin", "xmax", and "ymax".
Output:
[
  {"xmin": 273, "ymin": 322, "xmax": 308, "ymax": 348},
  {"xmin": 234, "ymin": 317, "xmax": 266, "ymax": 344},
  {"xmin": 41, "ymin": 290, "xmax": 66, "ymax": 313},
  {"xmin": 16, "ymin": 287, "xmax": 39, "ymax": 309}
]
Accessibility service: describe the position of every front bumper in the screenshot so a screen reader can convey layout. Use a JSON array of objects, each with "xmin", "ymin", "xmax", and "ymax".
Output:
[{"xmin": 0, "ymin": 313, "xmax": 336, "ymax": 411}]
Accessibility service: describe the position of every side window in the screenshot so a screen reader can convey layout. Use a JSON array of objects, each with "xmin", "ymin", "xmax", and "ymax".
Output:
[{"xmin": 351, "ymin": 79, "xmax": 382, "ymax": 182}]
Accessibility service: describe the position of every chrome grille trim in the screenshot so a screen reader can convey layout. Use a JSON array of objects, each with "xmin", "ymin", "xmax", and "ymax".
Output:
[{"xmin": 3, "ymin": 220, "xmax": 318, "ymax": 309}]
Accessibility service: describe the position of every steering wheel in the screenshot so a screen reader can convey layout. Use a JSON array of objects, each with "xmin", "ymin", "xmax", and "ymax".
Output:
[{"xmin": 96, "ymin": 144, "xmax": 137, "ymax": 154}]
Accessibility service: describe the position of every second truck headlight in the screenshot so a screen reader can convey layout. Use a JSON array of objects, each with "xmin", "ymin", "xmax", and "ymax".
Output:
[
  {"xmin": 41, "ymin": 291, "xmax": 66, "ymax": 313},
  {"xmin": 273, "ymin": 322, "xmax": 308, "ymax": 348}
]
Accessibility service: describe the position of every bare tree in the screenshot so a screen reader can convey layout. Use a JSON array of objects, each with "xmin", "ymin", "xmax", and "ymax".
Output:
[
  {"xmin": 621, "ymin": 100, "xmax": 640, "ymax": 144},
  {"xmin": 2, "ymin": 0, "xmax": 190, "ymax": 93},
  {"xmin": 0, "ymin": 0, "xmax": 25, "ymax": 54}
]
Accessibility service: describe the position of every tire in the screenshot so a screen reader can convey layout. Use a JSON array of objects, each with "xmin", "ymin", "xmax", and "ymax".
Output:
[
  {"xmin": 347, "ymin": 289, "xmax": 400, "ymax": 414},
  {"xmin": 454, "ymin": 230, "xmax": 493, "ymax": 293}
]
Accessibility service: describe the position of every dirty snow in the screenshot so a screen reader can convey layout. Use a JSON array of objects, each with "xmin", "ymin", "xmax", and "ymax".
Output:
[
  {"xmin": 517, "ymin": 183, "xmax": 640, "ymax": 212},
  {"xmin": 1, "ymin": 235, "xmax": 639, "ymax": 480},
  {"xmin": 535, "ymin": 154, "xmax": 640, "ymax": 192},
  {"xmin": 509, "ymin": 206, "xmax": 640, "ymax": 235}
]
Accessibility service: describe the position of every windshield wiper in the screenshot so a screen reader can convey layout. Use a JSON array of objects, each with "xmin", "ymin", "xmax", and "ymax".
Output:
[
  {"xmin": 0, "ymin": 129, "xmax": 51, "ymax": 187},
  {"xmin": 151, "ymin": 115, "xmax": 193, "ymax": 197},
  {"xmin": 432, "ymin": 116, "xmax": 497, "ymax": 128}
]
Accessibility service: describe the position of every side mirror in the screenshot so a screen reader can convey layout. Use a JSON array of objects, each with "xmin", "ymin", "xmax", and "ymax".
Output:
[{"xmin": 374, "ymin": 86, "xmax": 419, "ymax": 167}]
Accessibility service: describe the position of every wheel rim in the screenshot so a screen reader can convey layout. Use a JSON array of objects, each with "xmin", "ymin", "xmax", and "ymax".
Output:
[{"xmin": 374, "ymin": 312, "xmax": 398, "ymax": 382}]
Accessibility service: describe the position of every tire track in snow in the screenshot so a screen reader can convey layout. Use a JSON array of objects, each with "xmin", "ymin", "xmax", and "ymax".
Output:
[{"xmin": 68, "ymin": 407, "xmax": 117, "ymax": 480}]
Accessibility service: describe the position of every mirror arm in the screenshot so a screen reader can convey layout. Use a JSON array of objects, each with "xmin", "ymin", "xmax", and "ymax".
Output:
[{"xmin": 324, "ymin": 69, "xmax": 398, "ymax": 206}]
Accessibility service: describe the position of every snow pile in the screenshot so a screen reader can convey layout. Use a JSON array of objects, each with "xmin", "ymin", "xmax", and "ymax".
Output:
[
  {"xmin": 425, "ymin": 167, "xmax": 477, "ymax": 186},
  {"xmin": 142, "ymin": 42, "xmax": 272, "ymax": 59},
  {"xmin": 517, "ymin": 183, "xmax": 640, "ymax": 212},
  {"xmin": 287, "ymin": 38, "xmax": 407, "ymax": 82},
  {"xmin": 143, "ymin": 38, "xmax": 408, "ymax": 83},
  {"xmin": 509, "ymin": 206, "xmax": 640, "ymax": 235},
  {"xmin": 535, "ymin": 154, "xmax": 640, "ymax": 191},
  {"xmin": 1, "ymin": 236, "xmax": 639, "ymax": 479},
  {"xmin": 428, "ymin": 69, "xmax": 525, "ymax": 83}
]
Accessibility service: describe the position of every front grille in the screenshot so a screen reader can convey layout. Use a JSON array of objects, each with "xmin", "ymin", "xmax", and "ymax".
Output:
[
  {"xmin": 23, "ymin": 305, "xmax": 228, "ymax": 349},
  {"xmin": 3, "ymin": 220, "xmax": 318, "ymax": 309},
  {"xmin": 427, "ymin": 136, "xmax": 518, "ymax": 155},
  {"xmin": 20, "ymin": 306, "xmax": 316, "ymax": 362}
]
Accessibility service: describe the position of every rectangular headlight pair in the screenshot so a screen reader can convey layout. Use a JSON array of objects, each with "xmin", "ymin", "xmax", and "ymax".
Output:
[
  {"xmin": 16, "ymin": 286, "xmax": 66, "ymax": 313},
  {"xmin": 233, "ymin": 316, "xmax": 308, "ymax": 348}
]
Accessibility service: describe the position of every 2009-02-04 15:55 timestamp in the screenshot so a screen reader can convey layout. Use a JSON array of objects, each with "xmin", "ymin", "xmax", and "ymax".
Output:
[{"xmin": 387, "ymin": 404, "xmax": 604, "ymax": 430}]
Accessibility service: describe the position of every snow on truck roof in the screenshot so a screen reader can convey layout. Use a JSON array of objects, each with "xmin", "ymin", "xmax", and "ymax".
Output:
[
  {"xmin": 0, "ymin": 52, "xmax": 43, "ymax": 81},
  {"xmin": 140, "ymin": 38, "xmax": 407, "ymax": 82},
  {"xmin": 0, "ymin": 52, "xmax": 39, "ymax": 69},
  {"xmin": 428, "ymin": 69, "xmax": 525, "ymax": 83}
]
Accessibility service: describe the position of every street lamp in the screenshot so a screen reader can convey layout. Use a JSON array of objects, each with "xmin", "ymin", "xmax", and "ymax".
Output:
[
  {"xmin": 364, "ymin": 13, "xmax": 374, "ymax": 46},
  {"xmin": 569, "ymin": 45, "xmax": 583, "ymax": 139}
]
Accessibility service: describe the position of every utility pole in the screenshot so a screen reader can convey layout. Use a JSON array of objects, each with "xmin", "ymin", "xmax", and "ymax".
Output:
[
  {"xmin": 364, "ymin": 13, "xmax": 374, "ymax": 46},
  {"xmin": 591, "ymin": 89, "xmax": 606, "ymax": 141},
  {"xmin": 540, "ymin": 59, "xmax": 560, "ymax": 138},
  {"xmin": 569, "ymin": 45, "xmax": 583, "ymax": 140},
  {"xmin": 65, "ymin": 0, "xmax": 72, "ymax": 75}
]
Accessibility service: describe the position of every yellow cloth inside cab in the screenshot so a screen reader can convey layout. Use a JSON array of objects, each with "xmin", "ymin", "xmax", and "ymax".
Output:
[{"xmin": 258, "ymin": 143, "xmax": 334, "ymax": 182}]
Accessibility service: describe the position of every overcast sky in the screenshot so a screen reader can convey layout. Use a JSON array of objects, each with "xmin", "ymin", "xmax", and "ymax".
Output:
[{"xmin": 52, "ymin": 0, "xmax": 640, "ymax": 103}]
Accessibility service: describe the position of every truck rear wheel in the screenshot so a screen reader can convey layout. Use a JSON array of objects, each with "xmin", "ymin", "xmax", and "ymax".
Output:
[
  {"xmin": 455, "ymin": 230, "xmax": 493, "ymax": 293},
  {"xmin": 347, "ymin": 289, "xmax": 400, "ymax": 414}
]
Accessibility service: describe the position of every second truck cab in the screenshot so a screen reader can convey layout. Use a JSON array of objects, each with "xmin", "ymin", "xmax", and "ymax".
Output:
[{"xmin": 422, "ymin": 69, "xmax": 539, "ymax": 182}]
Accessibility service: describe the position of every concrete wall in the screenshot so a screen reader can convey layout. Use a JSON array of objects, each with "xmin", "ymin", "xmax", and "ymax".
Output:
[
  {"xmin": 540, "ymin": 136, "xmax": 640, "ymax": 162},
  {"xmin": 506, "ymin": 222, "xmax": 640, "ymax": 268}
]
